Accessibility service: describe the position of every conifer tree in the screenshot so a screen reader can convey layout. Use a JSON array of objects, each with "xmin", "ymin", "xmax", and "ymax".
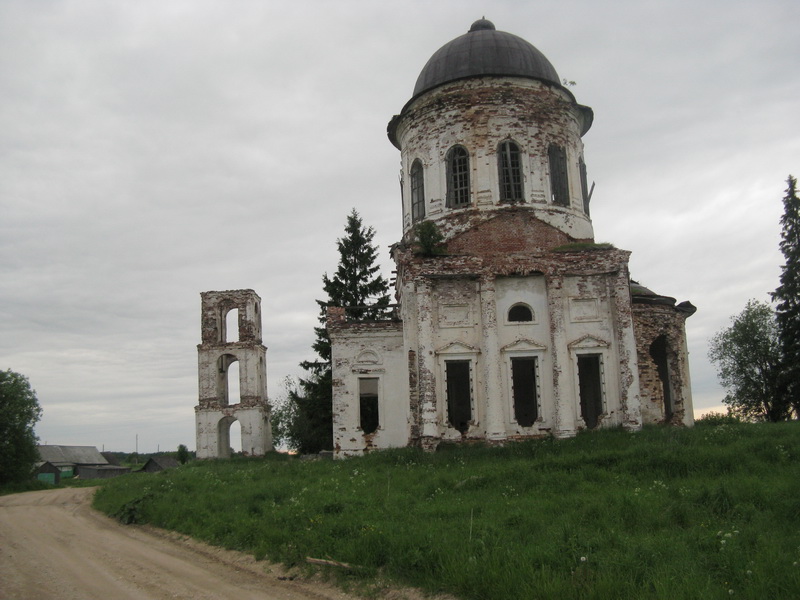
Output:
[
  {"xmin": 282, "ymin": 210, "xmax": 391, "ymax": 453},
  {"xmin": 772, "ymin": 175, "xmax": 800, "ymax": 416}
]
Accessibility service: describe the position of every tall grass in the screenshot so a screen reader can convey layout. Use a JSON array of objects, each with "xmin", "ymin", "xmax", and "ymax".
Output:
[{"xmin": 94, "ymin": 423, "xmax": 800, "ymax": 599}]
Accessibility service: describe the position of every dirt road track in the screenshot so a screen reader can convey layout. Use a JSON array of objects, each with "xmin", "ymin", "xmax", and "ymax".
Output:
[{"xmin": 0, "ymin": 487, "xmax": 358, "ymax": 600}]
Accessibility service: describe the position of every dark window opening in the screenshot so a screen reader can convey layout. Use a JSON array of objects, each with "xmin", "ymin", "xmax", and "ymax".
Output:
[
  {"xmin": 446, "ymin": 146, "xmax": 470, "ymax": 207},
  {"xmin": 511, "ymin": 357, "xmax": 538, "ymax": 427},
  {"xmin": 579, "ymin": 156, "xmax": 590, "ymax": 215},
  {"xmin": 445, "ymin": 360, "xmax": 472, "ymax": 433},
  {"xmin": 359, "ymin": 378, "xmax": 379, "ymax": 434},
  {"xmin": 410, "ymin": 160, "xmax": 425, "ymax": 222},
  {"xmin": 649, "ymin": 336, "xmax": 673, "ymax": 421},
  {"xmin": 498, "ymin": 140, "xmax": 524, "ymax": 203},
  {"xmin": 577, "ymin": 354, "xmax": 603, "ymax": 429},
  {"xmin": 548, "ymin": 144, "xmax": 570, "ymax": 206},
  {"xmin": 508, "ymin": 304, "xmax": 533, "ymax": 322}
]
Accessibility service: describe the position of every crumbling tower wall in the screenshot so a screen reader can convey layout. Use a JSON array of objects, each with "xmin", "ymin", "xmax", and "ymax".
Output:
[{"xmin": 195, "ymin": 289, "xmax": 272, "ymax": 458}]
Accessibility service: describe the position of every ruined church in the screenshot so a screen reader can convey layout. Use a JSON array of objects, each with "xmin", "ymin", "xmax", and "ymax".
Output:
[
  {"xmin": 195, "ymin": 20, "xmax": 695, "ymax": 459},
  {"xmin": 327, "ymin": 19, "xmax": 695, "ymax": 458}
]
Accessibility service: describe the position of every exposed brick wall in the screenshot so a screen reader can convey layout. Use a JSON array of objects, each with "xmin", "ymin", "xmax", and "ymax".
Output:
[
  {"xmin": 632, "ymin": 303, "xmax": 693, "ymax": 425},
  {"xmin": 443, "ymin": 208, "xmax": 586, "ymax": 255}
]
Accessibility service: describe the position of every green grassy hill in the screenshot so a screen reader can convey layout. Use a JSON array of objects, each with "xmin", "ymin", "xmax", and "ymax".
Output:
[{"xmin": 94, "ymin": 422, "xmax": 800, "ymax": 600}]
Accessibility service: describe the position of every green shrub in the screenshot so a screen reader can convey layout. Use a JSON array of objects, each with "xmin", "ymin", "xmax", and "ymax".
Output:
[
  {"xmin": 413, "ymin": 221, "xmax": 445, "ymax": 256},
  {"xmin": 696, "ymin": 411, "xmax": 742, "ymax": 426}
]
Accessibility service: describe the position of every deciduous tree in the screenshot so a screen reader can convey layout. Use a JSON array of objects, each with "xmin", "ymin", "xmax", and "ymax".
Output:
[
  {"xmin": 708, "ymin": 300, "xmax": 791, "ymax": 421},
  {"xmin": 280, "ymin": 210, "xmax": 391, "ymax": 453},
  {"xmin": 772, "ymin": 175, "xmax": 800, "ymax": 416},
  {"xmin": 0, "ymin": 369, "xmax": 42, "ymax": 485}
]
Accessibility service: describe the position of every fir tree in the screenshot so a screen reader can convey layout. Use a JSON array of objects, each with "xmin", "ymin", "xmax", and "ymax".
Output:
[
  {"xmin": 772, "ymin": 175, "xmax": 800, "ymax": 416},
  {"xmin": 282, "ymin": 210, "xmax": 391, "ymax": 453}
]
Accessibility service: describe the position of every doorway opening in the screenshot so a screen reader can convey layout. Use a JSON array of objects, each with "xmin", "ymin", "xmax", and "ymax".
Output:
[
  {"xmin": 445, "ymin": 360, "xmax": 472, "ymax": 433},
  {"xmin": 577, "ymin": 354, "xmax": 603, "ymax": 429}
]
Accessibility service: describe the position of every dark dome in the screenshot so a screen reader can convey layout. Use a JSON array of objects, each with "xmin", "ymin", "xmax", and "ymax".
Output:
[{"xmin": 413, "ymin": 19, "xmax": 561, "ymax": 97}]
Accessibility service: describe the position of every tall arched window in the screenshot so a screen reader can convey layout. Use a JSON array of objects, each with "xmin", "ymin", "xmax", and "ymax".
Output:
[
  {"xmin": 446, "ymin": 145, "xmax": 470, "ymax": 207},
  {"xmin": 410, "ymin": 160, "xmax": 425, "ymax": 222},
  {"xmin": 498, "ymin": 140, "xmax": 524, "ymax": 203},
  {"xmin": 549, "ymin": 144, "xmax": 570, "ymax": 206}
]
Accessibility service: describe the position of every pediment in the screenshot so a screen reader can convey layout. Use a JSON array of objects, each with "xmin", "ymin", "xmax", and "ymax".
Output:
[
  {"xmin": 500, "ymin": 338, "xmax": 547, "ymax": 353},
  {"xmin": 435, "ymin": 341, "xmax": 480, "ymax": 355},
  {"xmin": 355, "ymin": 350, "xmax": 381, "ymax": 365},
  {"xmin": 568, "ymin": 335, "xmax": 609, "ymax": 350}
]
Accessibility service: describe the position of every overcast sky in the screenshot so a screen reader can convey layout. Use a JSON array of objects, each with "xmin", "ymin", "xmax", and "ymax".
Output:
[{"xmin": 2, "ymin": 0, "xmax": 798, "ymax": 453}]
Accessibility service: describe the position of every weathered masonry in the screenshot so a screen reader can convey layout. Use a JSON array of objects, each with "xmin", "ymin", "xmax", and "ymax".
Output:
[
  {"xmin": 328, "ymin": 19, "xmax": 696, "ymax": 458},
  {"xmin": 195, "ymin": 289, "xmax": 272, "ymax": 458}
]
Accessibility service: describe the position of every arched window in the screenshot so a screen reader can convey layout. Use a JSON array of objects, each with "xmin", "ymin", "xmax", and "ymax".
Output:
[
  {"xmin": 410, "ymin": 160, "xmax": 425, "ymax": 222},
  {"xmin": 498, "ymin": 140, "xmax": 524, "ymax": 203},
  {"xmin": 508, "ymin": 304, "xmax": 534, "ymax": 322},
  {"xmin": 548, "ymin": 144, "xmax": 570, "ymax": 206},
  {"xmin": 649, "ymin": 335, "xmax": 673, "ymax": 421},
  {"xmin": 446, "ymin": 146, "xmax": 470, "ymax": 207}
]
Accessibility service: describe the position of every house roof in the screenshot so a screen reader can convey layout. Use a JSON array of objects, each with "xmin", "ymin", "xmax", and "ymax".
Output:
[
  {"xmin": 38, "ymin": 445, "xmax": 108, "ymax": 466},
  {"xmin": 143, "ymin": 456, "xmax": 180, "ymax": 470}
]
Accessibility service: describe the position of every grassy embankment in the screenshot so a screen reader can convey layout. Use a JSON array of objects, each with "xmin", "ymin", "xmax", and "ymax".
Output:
[{"xmin": 94, "ymin": 422, "xmax": 800, "ymax": 600}]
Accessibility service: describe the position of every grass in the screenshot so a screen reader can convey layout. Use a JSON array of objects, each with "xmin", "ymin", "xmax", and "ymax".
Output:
[
  {"xmin": 0, "ymin": 478, "xmax": 54, "ymax": 496},
  {"xmin": 93, "ymin": 422, "xmax": 800, "ymax": 599}
]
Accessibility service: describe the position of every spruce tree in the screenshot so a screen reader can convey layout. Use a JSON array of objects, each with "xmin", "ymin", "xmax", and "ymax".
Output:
[
  {"xmin": 772, "ymin": 175, "xmax": 800, "ymax": 416},
  {"xmin": 284, "ymin": 209, "xmax": 391, "ymax": 453}
]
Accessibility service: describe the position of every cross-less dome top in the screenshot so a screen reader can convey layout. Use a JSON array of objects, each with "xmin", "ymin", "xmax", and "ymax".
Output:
[{"xmin": 413, "ymin": 19, "xmax": 561, "ymax": 97}]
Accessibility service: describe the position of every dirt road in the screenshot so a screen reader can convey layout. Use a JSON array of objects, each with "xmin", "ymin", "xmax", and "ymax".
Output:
[{"xmin": 0, "ymin": 487, "xmax": 359, "ymax": 600}]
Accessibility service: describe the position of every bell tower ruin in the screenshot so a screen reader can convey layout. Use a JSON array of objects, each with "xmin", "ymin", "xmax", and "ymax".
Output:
[{"xmin": 195, "ymin": 289, "xmax": 272, "ymax": 458}]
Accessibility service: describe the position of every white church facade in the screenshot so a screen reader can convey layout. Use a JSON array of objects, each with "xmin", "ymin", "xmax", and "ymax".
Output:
[{"xmin": 327, "ymin": 19, "xmax": 695, "ymax": 458}]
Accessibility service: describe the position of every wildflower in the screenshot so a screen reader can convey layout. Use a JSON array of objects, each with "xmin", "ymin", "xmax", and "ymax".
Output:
[
  {"xmin": 728, "ymin": 589, "xmax": 734, "ymax": 595},
  {"xmin": 580, "ymin": 556, "xmax": 587, "ymax": 562}
]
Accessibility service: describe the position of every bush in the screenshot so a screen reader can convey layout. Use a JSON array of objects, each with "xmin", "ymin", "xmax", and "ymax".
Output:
[{"xmin": 696, "ymin": 411, "xmax": 742, "ymax": 426}]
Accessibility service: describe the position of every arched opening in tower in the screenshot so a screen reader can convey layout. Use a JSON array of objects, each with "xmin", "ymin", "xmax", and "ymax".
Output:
[
  {"xmin": 217, "ymin": 416, "xmax": 242, "ymax": 458},
  {"xmin": 225, "ymin": 308, "xmax": 240, "ymax": 343}
]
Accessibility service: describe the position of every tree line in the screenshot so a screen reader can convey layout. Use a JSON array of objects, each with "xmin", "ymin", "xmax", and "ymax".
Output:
[{"xmin": 709, "ymin": 176, "xmax": 800, "ymax": 421}]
